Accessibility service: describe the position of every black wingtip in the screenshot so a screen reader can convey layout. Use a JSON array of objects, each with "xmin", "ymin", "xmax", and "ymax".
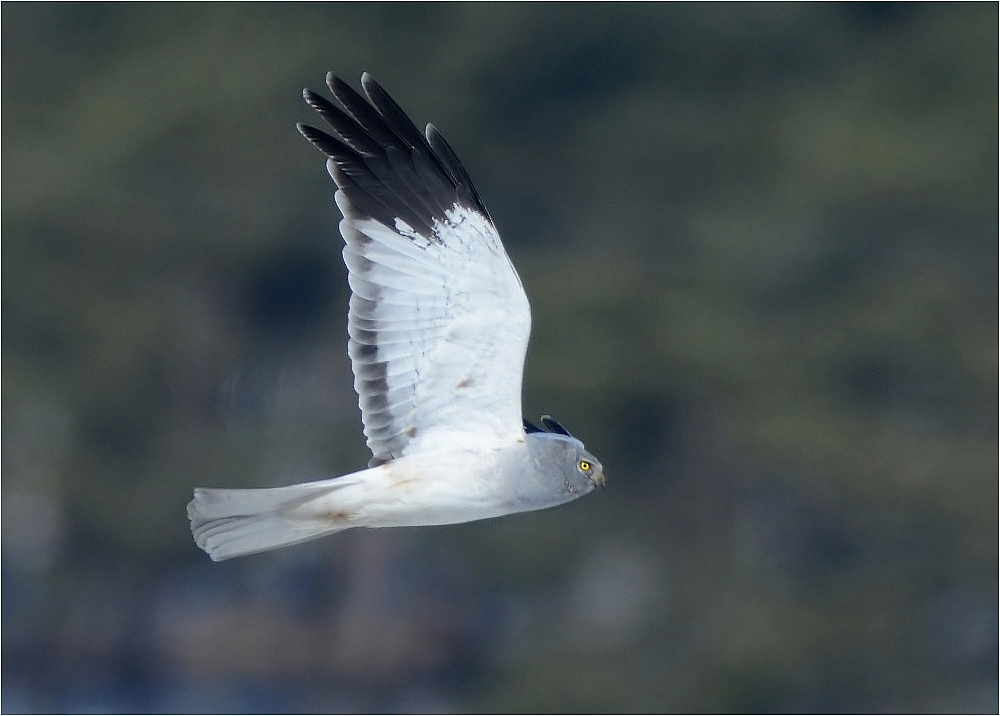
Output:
[
  {"xmin": 327, "ymin": 73, "xmax": 354, "ymax": 103},
  {"xmin": 297, "ymin": 123, "xmax": 345, "ymax": 158},
  {"xmin": 298, "ymin": 122, "xmax": 321, "ymax": 140},
  {"xmin": 523, "ymin": 419, "xmax": 544, "ymax": 434},
  {"xmin": 359, "ymin": 72, "xmax": 387, "ymax": 109},
  {"xmin": 540, "ymin": 415, "xmax": 573, "ymax": 437},
  {"xmin": 524, "ymin": 415, "xmax": 575, "ymax": 437},
  {"xmin": 303, "ymin": 88, "xmax": 324, "ymax": 108},
  {"xmin": 299, "ymin": 71, "xmax": 494, "ymax": 230}
]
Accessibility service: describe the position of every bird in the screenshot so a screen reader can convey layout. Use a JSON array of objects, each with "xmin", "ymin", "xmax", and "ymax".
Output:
[{"xmin": 187, "ymin": 72, "xmax": 605, "ymax": 561}]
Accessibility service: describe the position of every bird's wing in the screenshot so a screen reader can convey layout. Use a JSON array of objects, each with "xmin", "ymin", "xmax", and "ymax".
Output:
[{"xmin": 299, "ymin": 73, "xmax": 531, "ymax": 466}]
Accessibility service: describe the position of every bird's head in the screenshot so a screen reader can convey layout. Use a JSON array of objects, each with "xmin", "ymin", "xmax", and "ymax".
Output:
[
  {"xmin": 569, "ymin": 444, "xmax": 606, "ymax": 493},
  {"xmin": 524, "ymin": 416, "xmax": 606, "ymax": 493}
]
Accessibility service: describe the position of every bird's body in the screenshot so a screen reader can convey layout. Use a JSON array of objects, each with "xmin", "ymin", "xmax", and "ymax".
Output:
[{"xmin": 188, "ymin": 73, "xmax": 604, "ymax": 561}]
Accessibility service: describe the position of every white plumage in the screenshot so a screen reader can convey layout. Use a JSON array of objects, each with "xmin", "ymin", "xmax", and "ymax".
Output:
[
  {"xmin": 188, "ymin": 73, "xmax": 603, "ymax": 561},
  {"xmin": 342, "ymin": 203, "xmax": 531, "ymax": 463}
]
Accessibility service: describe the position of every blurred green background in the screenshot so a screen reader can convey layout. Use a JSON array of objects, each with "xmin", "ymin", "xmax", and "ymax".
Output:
[{"xmin": 3, "ymin": 3, "xmax": 997, "ymax": 712}]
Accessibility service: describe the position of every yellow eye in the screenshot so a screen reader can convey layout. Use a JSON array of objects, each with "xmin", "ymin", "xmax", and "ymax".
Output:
[{"xmin": 578, "ymin": 460, "xmax": 592, "ymax": 472}]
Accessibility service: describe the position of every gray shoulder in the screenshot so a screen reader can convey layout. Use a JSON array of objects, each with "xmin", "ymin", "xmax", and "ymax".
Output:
[{"xmin": 525, "ymin": 432, "xmax": 581, "ymax": 457}]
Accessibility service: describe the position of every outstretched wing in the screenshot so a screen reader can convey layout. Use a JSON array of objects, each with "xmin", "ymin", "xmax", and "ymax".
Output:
[{"xmin": 299, "ymin": 73, "xmax": 531, "ymax": 466}]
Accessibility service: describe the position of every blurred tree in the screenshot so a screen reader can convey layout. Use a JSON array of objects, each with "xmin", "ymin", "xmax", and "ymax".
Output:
[{"xmin": 3, "ymin": 3, "xmax": 996, "ymax": 713}]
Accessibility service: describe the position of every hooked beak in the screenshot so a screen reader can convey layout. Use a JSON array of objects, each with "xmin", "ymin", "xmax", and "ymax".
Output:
[{"xmin": 593, "ymin": 470, "xmax": 606, "ymax": 489}]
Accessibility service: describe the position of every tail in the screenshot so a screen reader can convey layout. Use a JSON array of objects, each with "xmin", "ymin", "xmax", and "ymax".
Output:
[{"xmin": 187, "ymin": 474, "xmax": 361, "ymax": 561}]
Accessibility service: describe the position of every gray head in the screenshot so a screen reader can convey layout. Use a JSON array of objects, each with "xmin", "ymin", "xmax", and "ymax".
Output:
[{"xmin": 522, "ymin": 416, "xmax": 605, "ymax": 500}]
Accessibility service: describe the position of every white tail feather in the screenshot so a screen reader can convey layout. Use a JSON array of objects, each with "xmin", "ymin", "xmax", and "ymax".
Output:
[{"xmin": 187, "ymin": 475, "xmax": 360, "ymax": 561}]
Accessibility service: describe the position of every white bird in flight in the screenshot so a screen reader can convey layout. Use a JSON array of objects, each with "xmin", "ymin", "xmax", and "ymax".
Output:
[{"xmin": 188, "ymin": 73, "xmax": 605, "ymax": 561}]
